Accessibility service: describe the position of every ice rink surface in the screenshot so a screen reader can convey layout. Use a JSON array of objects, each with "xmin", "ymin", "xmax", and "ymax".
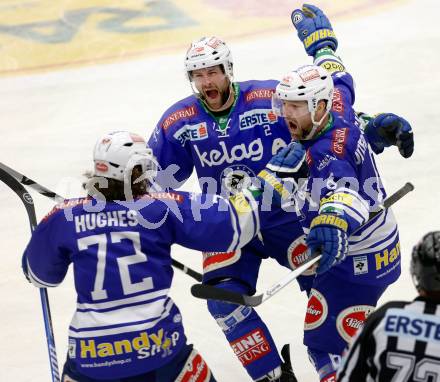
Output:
[{"xmin": 1, "ymin": 0, "xmax": 440, "ymax": 381}]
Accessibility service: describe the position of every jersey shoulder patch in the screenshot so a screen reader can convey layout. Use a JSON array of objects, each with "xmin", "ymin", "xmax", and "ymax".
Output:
[
  {"xmin": 159, "ymin": 96, "xmax": 200, "ymax": 133},
  {"xmin": 41, "ymin": 197, "xmax": 91, "ymax": 223},
  {"xmin": 239, "ymin": 79, "xmax": 277, "ymax": 103},
  {"xmin": 142, "ymin": 192, "xmax": 185, "ymax": 203}
]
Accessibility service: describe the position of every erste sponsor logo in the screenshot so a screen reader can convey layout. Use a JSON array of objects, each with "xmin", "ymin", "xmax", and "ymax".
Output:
[
  {"xmin": 239, "ymin": 109, "xmax": 277, "ymax": 130},
  {"xmin": 173, "ymin": 122, "xmax": 208, "ymax": 146}
]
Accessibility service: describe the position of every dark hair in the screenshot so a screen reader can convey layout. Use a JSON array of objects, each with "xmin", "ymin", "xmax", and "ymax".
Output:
[{"xmin": 84, "ymin": 166, "xmax": 147, "ymax": 201}]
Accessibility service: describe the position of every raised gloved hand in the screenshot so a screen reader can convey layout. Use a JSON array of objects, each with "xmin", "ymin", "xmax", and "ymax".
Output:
[
  {"xmin": 291, "ymin": 4, "xmax": 337, "ymax": 56},
  {"xmin": 256, "ymin": 142, "xmax": 307, "ymax": 207},
  {"xmin": 365, "ymin": 113, "xmax": 414, "ymax": 158},
  {"xmin": 306, "ymin": 214, "xmax": 349, "ymax": 274}
]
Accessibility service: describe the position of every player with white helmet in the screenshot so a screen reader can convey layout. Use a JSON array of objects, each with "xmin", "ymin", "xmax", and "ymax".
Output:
[
  {"xmin": 185, "ymin": 36, "xmax": 235, "ymax": 111},
  {"xmin": 90, "ymin": 131, "xmax": 158, "ymax": 199},
  {"xmin": 272, "ymin": 65, "xmax": 334, "ymax": 140},
  {"xmin": 23, "ymin": 131, "xmax": 283, "ymax": 382},
  {"xmin": 267, "ymin": 61, "xmax": 402, "ymax": 381},
  {"xmin": 148, "ymin": 4, "xmax": 414, "ymax": 382}
]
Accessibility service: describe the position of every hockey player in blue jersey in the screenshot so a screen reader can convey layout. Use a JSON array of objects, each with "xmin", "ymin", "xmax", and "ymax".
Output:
[
  {"xmin": 21, "ymin": 131, "xmax": 284, "ymax": 382},
  {"xmin": 147, "ymin": 5, "xmax": 413, "ymax": 382},
  {"xmin": 268, "ymin": 62, "xmax": 402, "ymax": 382}
]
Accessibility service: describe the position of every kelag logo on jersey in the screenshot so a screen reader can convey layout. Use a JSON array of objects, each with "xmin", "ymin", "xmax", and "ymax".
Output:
[
  {"xmin": 173, "ymin": 122, "xmax": 208, "ymax": 146},
  {"xmin": 238, "ymin": 109, "xmax": 278, "ymax": 130},
  {"xmin": 194, "ymin": 138, "xmax": 264, "ymax": 167}
]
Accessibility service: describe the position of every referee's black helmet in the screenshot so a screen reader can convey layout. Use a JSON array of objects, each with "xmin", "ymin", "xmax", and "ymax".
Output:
[{"xmin": 411, "ymin": 231, "xmax": 440, "ymax": 292}]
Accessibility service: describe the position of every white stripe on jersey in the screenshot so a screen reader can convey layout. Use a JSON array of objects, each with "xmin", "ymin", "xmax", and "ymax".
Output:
[
  {"xmin": 76, "ymin": 288, "xmax": 169, "ymax": 311},
  {"xmin": 348, "ymin": 209, "xmax": 398, "ymax": 256},
  {"xmin": 69, "ymin": 297, "xmax": 174, "ymax": 338},
  {"xmin": 27, "ymin": 259, "xmax": 60, "ymax": 288},
  {"xmin": 226, "ymin": 201, "xmax": 239, "ymax": 252},
  {"xmin": 426, "ymin": 304, "xmax": 440, "ymax": 357},
  {"xmin": 226, "ymin": 190, "xmax": 259, "ymax": 252}
]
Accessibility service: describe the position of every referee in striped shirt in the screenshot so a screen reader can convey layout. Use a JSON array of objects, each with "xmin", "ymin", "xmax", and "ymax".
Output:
[{"xmin": 337, "ymin": 231, "xmax": 440, "ymax": 381}]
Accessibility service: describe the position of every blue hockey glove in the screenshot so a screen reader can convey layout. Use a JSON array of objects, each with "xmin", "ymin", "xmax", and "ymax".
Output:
[
  {"xmin": 307, "ymin": 214, "xmax": 349, "ymax": 274},
  {"xmin": 365, "ymin": 113, "xmax": 414, "ymax": 158},
  {"xmin": 255, "ymin": 142, "xmax": 307, "ymax": 208},
  {"xmin": 265, "ymin": 142, "xmax": 309, "ymax": 180},
  {"xmin": 291, "ymin": 4, "xmax": 337, "ymax": 56}
]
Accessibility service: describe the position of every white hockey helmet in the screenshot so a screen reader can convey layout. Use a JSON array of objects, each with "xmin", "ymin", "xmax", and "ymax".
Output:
[
  {"xmin": 272, "ymin": 65, "xmax": 334, "ymax": 139},
  {"xmin": 93, "ymin": 131, "xmax": 157, "ymax": 185},
  {"xmin": 184, "ymin": 36, "xmax": 234, "ymax": 81}
]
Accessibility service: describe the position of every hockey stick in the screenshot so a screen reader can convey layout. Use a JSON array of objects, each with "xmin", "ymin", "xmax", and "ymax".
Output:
[
  {"xmin": 0, "ymin": 167, "xmax": 61, "ymax": 381},
  {"xmin": 0, "ymin": 162, "xmax": 203, "ymax": 282},
  {"xmin": 191, "ymin": 182, "xmax": 415, "ymax": 307}
]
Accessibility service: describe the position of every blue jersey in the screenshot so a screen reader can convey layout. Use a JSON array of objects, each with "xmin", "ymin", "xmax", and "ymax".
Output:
[
  {"xmin": 148, "ymin": 80, "xmax": 292, "ymax": 195},
  {"xmin": 299, "ymin": 72, "xmax": 400, "ymax": 286},
  {"xmin": 23, "ymin": 192, "xmax": 261, "ymax": 380}
]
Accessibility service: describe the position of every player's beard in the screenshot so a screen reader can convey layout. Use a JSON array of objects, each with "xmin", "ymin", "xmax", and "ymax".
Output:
[
  {"xmin": 202, "ymin": 82, "xmax": 233, "ymax": 112},
  {"xmin": 286, "ymin": 118, "xmax": 308, "ymax": 141}
]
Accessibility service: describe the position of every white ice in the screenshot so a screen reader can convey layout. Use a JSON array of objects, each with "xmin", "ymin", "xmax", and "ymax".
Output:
[{"xmin": 1, "ymin": 0, "xmax": 439, "ymax": 380}]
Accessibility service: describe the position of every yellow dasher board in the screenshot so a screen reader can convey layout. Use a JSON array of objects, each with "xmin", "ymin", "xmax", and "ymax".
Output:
[{"xmin": 0, "ymin": 0, "xmax": 405, "ymax": 76}]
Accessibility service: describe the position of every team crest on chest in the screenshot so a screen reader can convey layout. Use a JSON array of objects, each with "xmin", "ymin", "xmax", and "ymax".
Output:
[{"xmin": 220, "ymin": 165, "xmax": 256, "ymax": 194}]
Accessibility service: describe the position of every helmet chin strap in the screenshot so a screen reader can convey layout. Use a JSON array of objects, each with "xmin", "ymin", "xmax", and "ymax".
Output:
[{"xmin": 303, "ymin": 110, "xmax": 329, "ymax": 140}]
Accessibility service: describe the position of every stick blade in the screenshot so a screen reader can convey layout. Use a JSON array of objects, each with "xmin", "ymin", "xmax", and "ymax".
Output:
[{"xmin": 191, "ymin": 284, "xmax": 263, "ymax": 307}]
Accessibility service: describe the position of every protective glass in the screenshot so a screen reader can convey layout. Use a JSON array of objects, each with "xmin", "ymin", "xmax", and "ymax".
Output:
[{"xmin": 271, "ymin": 94, "xmax": 310, "ymax": 119}]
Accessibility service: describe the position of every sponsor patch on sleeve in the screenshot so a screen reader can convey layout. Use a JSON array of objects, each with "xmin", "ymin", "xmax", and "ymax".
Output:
[
  {"xmin": 162, "ymin": 105, "xmax": 197, "ymax": 131},
  {"xmin": 244, "ymin": 88, "xmax": 275, "ymax": 102},
  {"xmin": 331, "ymin": 128, "xmax": 348, "ymax": 157},
  {"xmin": 331, "ymin": 88, "xmax": 344, "ymax": 114}
]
